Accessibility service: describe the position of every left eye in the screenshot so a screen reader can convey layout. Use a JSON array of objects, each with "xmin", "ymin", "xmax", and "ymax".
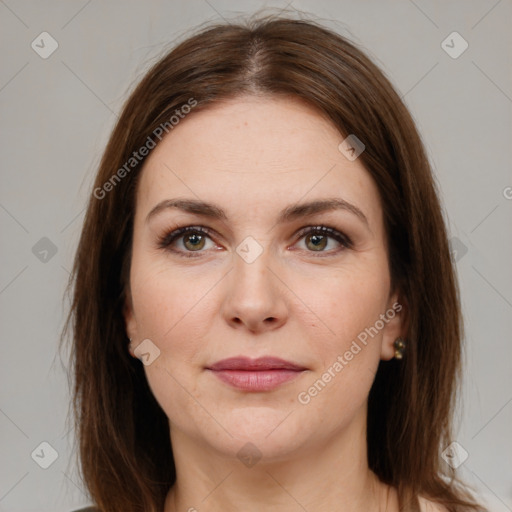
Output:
[
  {"xmin": 294, "ymin": 226, "xmax": 352, "ymax": 253},
  {"xmin": 158, "ymin": 225, "xmax": 352, "ymax": 257}
]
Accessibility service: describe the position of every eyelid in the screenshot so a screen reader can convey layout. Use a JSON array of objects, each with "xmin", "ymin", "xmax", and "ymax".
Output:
[
  {"xmin": 294, "ymin": 225, "xmax": 353, "ymax": 250},
  {"xmin": 157, "ymin": 225, "xmax": 217, "ymax": 251},
  {"xmin": 157, "ymin": 224, "xmax": 353, "ymax": 257}
]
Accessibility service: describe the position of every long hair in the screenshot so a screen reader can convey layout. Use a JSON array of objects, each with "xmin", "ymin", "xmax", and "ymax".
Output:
[{"xmin": 62, "ymin": 14, "xmax": 484, "ymax": 512}]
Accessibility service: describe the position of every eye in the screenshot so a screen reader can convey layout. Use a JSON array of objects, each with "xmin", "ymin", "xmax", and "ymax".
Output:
[
  {"xmin": 157, "ymin": 226, "xmax": 217, "ymax": 257},
  {"xmin": 294, "ymin": 225, "xmax": 352, "ymax": 255},
  {"xmin": 158, "ymin": 224, "xmax": 352, "ymax": 258}
]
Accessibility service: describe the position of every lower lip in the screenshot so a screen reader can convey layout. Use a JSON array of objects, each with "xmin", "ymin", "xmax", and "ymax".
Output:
[{"xmin": 208, "ymin": 369, "xmax": 304, "ymax": 391}]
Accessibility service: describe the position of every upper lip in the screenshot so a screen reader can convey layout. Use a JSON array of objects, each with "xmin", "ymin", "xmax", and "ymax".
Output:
[{"xmin": 207, "ymin": 356, "xmax": 307, "ymax": 371}]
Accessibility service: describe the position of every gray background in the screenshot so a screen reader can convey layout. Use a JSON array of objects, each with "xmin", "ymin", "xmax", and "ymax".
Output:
[{"xmin": 0, "ymin": 1, "xmax": 511, "ymax": 511}]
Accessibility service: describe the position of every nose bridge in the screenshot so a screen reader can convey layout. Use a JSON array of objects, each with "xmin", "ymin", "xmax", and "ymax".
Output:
[
  {"xmin": 222, "ymin": 237, "xmax": 287, "ymax": 331},
  {"xmin": 232, "ymin": 238, "xmax": 275, "ymax": 299}
]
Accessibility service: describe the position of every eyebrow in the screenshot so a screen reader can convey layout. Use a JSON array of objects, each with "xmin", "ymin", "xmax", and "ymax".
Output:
[{"xmin": 146, "ymin": 197, "xmax": 370, "ymax": 229}]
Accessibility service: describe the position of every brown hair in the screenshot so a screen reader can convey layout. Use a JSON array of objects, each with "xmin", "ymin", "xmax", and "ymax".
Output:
[{"xmin": 62, "ymin": 13, "xmax": 485, "ymax": 512}]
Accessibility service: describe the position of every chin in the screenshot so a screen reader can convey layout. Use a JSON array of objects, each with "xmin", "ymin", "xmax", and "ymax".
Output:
[{"xmin": 197, "ymin": 405, "xmax": 319, "ymax": 463}]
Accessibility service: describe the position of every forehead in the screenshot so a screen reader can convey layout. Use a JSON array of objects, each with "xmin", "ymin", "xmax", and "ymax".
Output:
[{"xmin": 136, "ymin": 96, "xmax": 382, "ymax": 227}]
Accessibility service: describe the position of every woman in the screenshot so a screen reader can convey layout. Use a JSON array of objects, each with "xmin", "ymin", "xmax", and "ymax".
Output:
[{"xmin": 64, "ymin": 14, "xmax": 486, "ymax": 512}]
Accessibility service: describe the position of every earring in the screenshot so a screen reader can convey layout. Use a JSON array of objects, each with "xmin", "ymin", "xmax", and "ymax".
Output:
[{"xmin": 393, "ymin": 337, "xmax": 406, "ymax": 359}]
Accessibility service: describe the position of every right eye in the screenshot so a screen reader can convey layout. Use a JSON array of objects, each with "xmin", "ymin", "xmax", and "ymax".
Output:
[{"xmin": 158, "ymin": 226, "xmax": 219, "ymax": 257}]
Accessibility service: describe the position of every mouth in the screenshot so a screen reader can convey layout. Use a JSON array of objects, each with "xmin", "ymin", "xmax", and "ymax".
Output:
[{"xmin": 206, "ymin": 356, "xmax": 307, "ymax": 392}]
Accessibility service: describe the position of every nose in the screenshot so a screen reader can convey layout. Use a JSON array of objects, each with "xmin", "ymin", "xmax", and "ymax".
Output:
[{"xmin": 221, "ymin": 247, "xmax": 288, "ymax": 334}]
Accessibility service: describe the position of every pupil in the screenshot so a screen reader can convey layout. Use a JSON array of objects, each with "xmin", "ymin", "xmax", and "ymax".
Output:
[
  {"xmin": 186, "ymin": 233, "xmax": 203, "ymax": 249},
  {"xmin": 309, "ymin": 234, "xmax": 326, "ymax": 250}
]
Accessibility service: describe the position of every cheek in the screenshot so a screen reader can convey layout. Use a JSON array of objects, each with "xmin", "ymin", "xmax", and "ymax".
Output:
[
  {"xmin": 298, "ymin": 264, "xmax": 390, "ymax": 358},
  {"xmin": 293, "ymin": 264, "xmax": 390, "ymax": 417},
  {"xmin": 131, "ymin": 269, "xmax": 211, "ymax": 356},
  {"xmin": 299, "ymin": 287, "xmax": 386, "ymax": 415},
  {"xmin": 129, "ymin": 264, "xmax": 216, "ymax": 427}
]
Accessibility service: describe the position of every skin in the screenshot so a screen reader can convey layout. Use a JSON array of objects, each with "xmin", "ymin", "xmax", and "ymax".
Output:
[{"xmin": 124, "ymin": 96, "xmax": 408, "ymax": 511}]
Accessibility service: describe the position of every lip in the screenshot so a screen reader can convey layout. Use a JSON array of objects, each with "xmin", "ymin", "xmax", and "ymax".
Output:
[
  {"xmin": 206, "ymin": 356, "xmax": 307, "ymax": 392},
  {"xmin": 208, "ymin": 356, "xmax": 306, "ymax": 372}
]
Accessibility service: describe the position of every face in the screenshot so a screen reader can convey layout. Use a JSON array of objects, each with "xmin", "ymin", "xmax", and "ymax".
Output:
[{"xmin": 124, "ymin": 96, "xmax": 404, "ymax": 462}]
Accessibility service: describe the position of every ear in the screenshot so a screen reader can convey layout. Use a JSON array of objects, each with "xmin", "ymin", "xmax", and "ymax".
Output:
[
  {"xmin": 380, "ymin": 291, "xmax": 408, "ymax": 361},
  {"xmin": 123, "ymin": 287, "xmax": 138, "ymax": 358}
]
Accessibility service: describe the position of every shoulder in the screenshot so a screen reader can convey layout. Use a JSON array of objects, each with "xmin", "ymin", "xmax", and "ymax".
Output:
[
  {"xmin": 419, "ymin": 496, "xmax": 449, "ymax": 512},
  {"xmin": 71, "ymin": 508, "xmax": 99, "ymax": 512}
]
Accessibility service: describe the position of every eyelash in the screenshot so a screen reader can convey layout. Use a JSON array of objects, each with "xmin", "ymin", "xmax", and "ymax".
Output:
[{"xmin": 157, "ymin": 225, "xmax": 353, "ymax": 258}]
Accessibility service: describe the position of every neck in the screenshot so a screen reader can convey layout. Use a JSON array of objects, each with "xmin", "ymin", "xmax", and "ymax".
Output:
[{"xmin": 164, "ymin": 406, "xmax": 394, "ymax": 512}]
